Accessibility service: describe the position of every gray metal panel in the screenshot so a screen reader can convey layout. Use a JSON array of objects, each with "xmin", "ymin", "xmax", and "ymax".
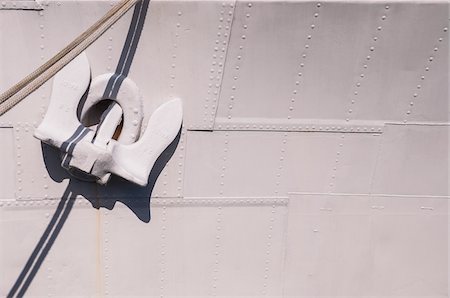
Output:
[
  {"xmin": 0, "ymin": 199, "xmax": 99, "ymax": 297},
  {"xmin": 284, "ymin": 193, "xmax": 448, "ymax": 297},
  {"xmin": 215, "ymin": 1, "xmax": 449, "ymax": 126},
  {"xmin": 184, "ymin": 130, "xmax": 382, "ymax": 197},
  {"xmin": 184, "ymin": 130, "xmax": 284, "ymax": 198},
  {"xmin": 104, "ymin": 198, "xmax": 286, "ymax": 296},
  {"xmin": 371, "ymin": 124, "xmax": 449, "ymax": 196}
]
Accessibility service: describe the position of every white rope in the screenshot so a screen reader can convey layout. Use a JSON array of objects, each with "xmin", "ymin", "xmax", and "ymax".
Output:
[{"xmin": 0, "ymin": 0, "xmax": 138, "ymax": 116}]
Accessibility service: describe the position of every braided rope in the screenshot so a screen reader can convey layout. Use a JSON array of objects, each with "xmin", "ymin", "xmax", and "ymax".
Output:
[{"xmin": 0, "ymin": 0, "xmax": 138, "ymax": 116}]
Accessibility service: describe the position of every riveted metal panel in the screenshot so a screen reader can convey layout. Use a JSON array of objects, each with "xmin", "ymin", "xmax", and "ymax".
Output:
[
  {"xmin": 329, "ymin": 133, "xmax": 382, "ymax": 194},
  {"xmin": 42, "ymin": 199, "xmax": 100, "ymax": 296},
  {"xmin": 100, "ymin": 198, "xmax": 287, "ymax": 297},
  {"xmin": 284, "ymin": 193, "xmax": 448, "ymax": 297},
  {"xmin": 184, "ymin": 130, "xmax": 284, "ymax": 198},
  {"xmin": 371, "ymin": 124, "xmax": 449, "ymax": 196},
  {"xmin": 185, "ymin": 130, "xmax": 382, "ymax": 197},
  {"xmin": 349, "ymin": 2, "xmax": 449, "ymax": 123},
  {"xmin": 0, "ymin": 127, "xmax": 15, "ymax": 200},
  {"xmin": 0, "ymin": 198, "xmax": 99, "ymax": 297},
  {"xmin": 283, "ymin": 132, "xmax": 382, "ymax": 194},
  {"xmin": 150, "ymin": 128, "xmax": 187, "ymax": 198},
  {"xmin": 215, "ymin": 1, "xmax": 449, "ymax": 126}
]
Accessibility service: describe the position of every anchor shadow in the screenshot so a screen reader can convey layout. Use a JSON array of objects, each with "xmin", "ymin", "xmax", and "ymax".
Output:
[
  {"xmin": 7, "ymin": 128, "xmax": 180, "ymax": 297},
  {"xmin": 41, "ymin": 127, "xmax": 181, "ymax": 222}
]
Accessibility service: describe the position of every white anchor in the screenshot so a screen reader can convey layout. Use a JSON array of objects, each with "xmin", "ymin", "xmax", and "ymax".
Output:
[{"xmin": 35, "ymin": 52, "xmax": 183, "ymax": 186}]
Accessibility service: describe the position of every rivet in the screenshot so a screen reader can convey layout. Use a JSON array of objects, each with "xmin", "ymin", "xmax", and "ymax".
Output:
[
  {"xmin": 310, "ymin": 24, "xmax": 315, "ymax": 29},
  {"xmin": 307, "ymin": 35, "xmax": 312, "ymax": 39},
  {"xmin": 377, "ymin": 26, "xmax": 382, "ymax": 31},
  {"xmin": 381, "ymin": 15, "xmax": 386, "ymax": 20},
  {"xmin": 317, "ymin": 3, "xmax": 321, "ymax": 7},
  {"xmin": 444, "ymin": 27, "xmax": 448, "ymax": 32},
  {"xmin": 248, "ymin": 3, "xmax": 252, "ymax": 7},
  {"xmin": 177, "ymin": 11, "xmax": 182, "ymax": 16}
]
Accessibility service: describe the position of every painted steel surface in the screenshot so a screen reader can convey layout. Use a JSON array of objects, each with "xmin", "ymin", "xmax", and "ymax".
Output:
[{"xmin": 0, "ymin": 0, "xmax": 448, "ymax": 297}]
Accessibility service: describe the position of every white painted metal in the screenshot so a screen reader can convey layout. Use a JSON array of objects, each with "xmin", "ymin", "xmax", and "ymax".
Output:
[
  {"xmin": 35, "ymin": 52, "xmax": 183, "ymax": 186},
  {"xmin": 0, "ymin": 0, "xmax": 448, "ymax": 297}
]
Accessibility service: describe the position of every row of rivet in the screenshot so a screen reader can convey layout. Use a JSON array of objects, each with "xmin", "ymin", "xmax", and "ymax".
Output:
[
  {"xmin": 15, "ymin": 125, "xmax": 23, "ymax": 200},
  {"xmin": 211, "ymin": 206, "xmax": 223, "ymax": 295},
  {"xmin": 0, "ymin": 122, "xmax": 38, "ymax": 127},
  {"xmin": 106, "ymin": 5, "xmax": 114, "ymax": 73},
  {"xmin": 225, "ymin": 1, "xmax": 251, "ymax": 121},
  {"xmin": 0, "ymin": 197, "xmax": 289, "ymax": 208},
  {"xmin": 14, "ymin": 125, "xmax": 50, "ymax": 200},
  {"xmin": 207, "ymin": 123, "xmax": 384, "ymax": 133},
  {"xmin": 169, "ymin": 10, "xmax": 182, "ymax": 91},
  {"xmin": 159, "ymin": 205, "xmax": 167, "ymax": 298},
  {"xmin": 104, "ymin": 208, "xmax": 110, "ymax": 296},
  {"xmin": 404, "ymin": 26, "xmax": 448, "ymax": 123},
  {"xmin": 219, "ymin": 131, "xmax": 229, "ymax": 197},
  {"xmin": 41, "ymin": 6, "xmax": 50, "ymax": 203},
  {"xmin": 287, "ymin": 2, "xmax": 322, "ymax": 120},
  {"xmin": 329, "ymin": 4, "xmax": 390, "ymax": 193},
  {"xmin": 274, "ymin": 133, "xmax": 288, "ymax": 197},
  {"xmin": 262, "ymin": 204, "xmax": 278, "ymax": 295},
  {"xmin": 0, "ymin": 198, "xmax": 441, "ymax": 212},
  {"xmin": 159, "ymin": 11, "xmax": 183, "ymax": 198},
  {"xmin": 39, "ymin": 7, "xmax": 47, "ymax": 121},
  {"xmin": 345, "ymin": 4, "xmax": 390, "ymax": 122},
  {"xmin": 176, "ymin": 129, "xmax": 186, "ymax": 197},
  {"xmin": 0, "ymin": 0, "xmax": 42, "ymax": 10},
  {"xmin": 203, "ymin": 2, "xmax": 235, "ymax": 130}
]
